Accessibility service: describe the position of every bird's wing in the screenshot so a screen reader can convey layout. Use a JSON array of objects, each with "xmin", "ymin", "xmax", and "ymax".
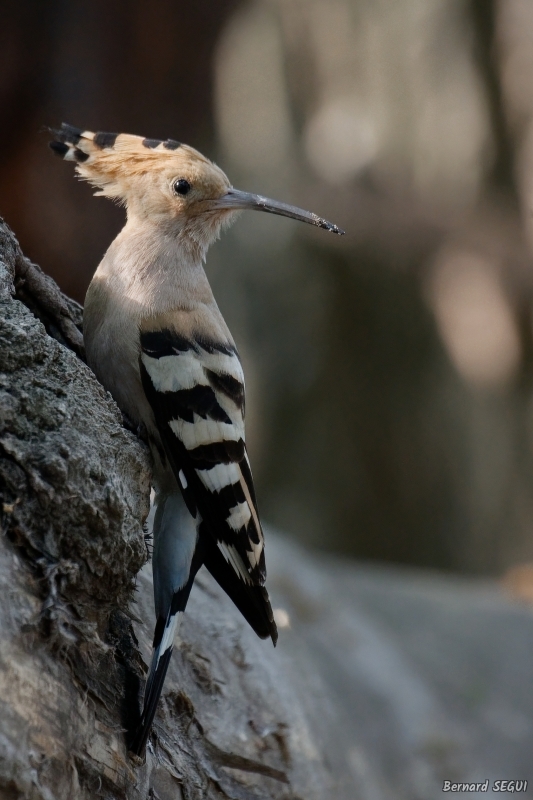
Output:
[{"xmin": 139, "ymin": 327, "xmax": 268, "ymax": 591}]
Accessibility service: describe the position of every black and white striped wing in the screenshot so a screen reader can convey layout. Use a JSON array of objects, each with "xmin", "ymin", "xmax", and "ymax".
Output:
[{"xmin": 139, "ymin": 328, "xmax": 268, "ymax": 589}]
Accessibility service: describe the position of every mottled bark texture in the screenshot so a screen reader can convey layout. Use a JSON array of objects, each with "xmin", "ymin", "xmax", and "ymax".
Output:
[{"xmin": 0, "ymin": 220, "xmax": 337, "ymax": 799}]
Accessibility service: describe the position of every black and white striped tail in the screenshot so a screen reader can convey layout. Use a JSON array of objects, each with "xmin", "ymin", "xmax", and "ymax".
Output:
[
  {"xmin": 129, "ymin": 578, "xmax": 197, "ymax": 756},
  {"xmin": 130, "ymin": 497, "xmax": 204, "ymax": 757},
  {"xmin": 129, "ymin": 609, "xmax": 180, "ymax": 755}
]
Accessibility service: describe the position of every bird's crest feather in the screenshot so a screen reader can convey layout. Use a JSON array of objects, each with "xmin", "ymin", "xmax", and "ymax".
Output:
[{"xmin": 48, "ymin": 122, "xmax": 220, "ymax": 201}]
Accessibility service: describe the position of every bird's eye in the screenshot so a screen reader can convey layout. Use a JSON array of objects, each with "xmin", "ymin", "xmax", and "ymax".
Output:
[{"xmin": 173, "ymin": 179, "xmax": 191, "ymax": 196}]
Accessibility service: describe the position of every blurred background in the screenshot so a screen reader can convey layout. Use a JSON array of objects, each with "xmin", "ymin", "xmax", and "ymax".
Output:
[{"xmin": 4, "ymin": 0, "xmax": 533, "ymax": 579}]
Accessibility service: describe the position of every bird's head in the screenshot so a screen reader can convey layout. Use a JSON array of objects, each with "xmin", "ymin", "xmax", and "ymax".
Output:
[{"xmin": 49, "ymin": 123, "xmax": 344, "ymax": 251}]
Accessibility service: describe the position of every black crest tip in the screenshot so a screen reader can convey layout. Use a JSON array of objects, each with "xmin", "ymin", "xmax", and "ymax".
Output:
[
  {"xmin": 94, "ymin": 131, "xmax": 119, "ymax": 149},
  {"xmin": 60, "ymin": 123, "xmax": 83, "ymax": 144},
  {"xmin": 49, "ymin": 141, "xmax": 69, "ymax": 157}
]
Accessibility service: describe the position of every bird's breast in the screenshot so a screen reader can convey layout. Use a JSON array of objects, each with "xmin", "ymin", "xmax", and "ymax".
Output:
[{"xmin": 84, "ymin": 278, "xmax": 154, "ymax": 431}]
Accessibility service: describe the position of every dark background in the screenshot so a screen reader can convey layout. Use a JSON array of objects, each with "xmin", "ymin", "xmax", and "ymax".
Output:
[{"xmin": 3, "ymin": 0, "xmax": 533, "ymax": 577}]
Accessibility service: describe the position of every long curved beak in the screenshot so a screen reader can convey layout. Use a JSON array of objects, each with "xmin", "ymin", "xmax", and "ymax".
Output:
[{"xmin": 212, "ymin": 188, "xmax": 345, "ymax": 235}]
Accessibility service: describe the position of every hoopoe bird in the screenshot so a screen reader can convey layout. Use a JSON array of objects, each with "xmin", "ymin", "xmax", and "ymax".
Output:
[{"xmin": 49, "ymin": 123, "xmax": 344, "ymax": 755}]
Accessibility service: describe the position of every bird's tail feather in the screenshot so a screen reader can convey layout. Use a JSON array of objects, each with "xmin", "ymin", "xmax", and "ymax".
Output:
[
  {"xmin": 203, "ymin": 535, "xmax": 278, "ymax": 645},
  {"xmin": 129, "ymin": 523, "xmax": 204, "ymax": 756},
  {"xmin": 129, "ymin": 608, "xmax": 182, "ymax": 756}
]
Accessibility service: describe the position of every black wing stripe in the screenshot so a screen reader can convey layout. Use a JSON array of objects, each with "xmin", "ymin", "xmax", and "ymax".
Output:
[
  {"xmin": 140, "ymin": 329, "xmax": 199, "ymax": 357},
  {"xmin": 164, "ymin": 385, "xmax": 232, "ymax": 424},
  {"xmin": 186, "ymin": 440, "xmax": 245, "ymax": 466},
  {"xmin": 196, "ymin": 337, "xmax": 237, "ymax": 356},
  {"xmin": 216, "ymin": 481, "xmax": 246, "ymax": 506},
  {"xmin": 239, "ymin": 454, "xmax": 258, "ymax": 509},
  {"xmin": 204, "ymin": 369, "xmax": 245, "ymax": 411}
]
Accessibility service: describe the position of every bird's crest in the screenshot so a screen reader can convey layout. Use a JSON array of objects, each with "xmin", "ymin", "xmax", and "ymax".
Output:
[
  {"xmin": 48, "ymin": 122, "xmax": 225, "ymax": 202},
  {"xmin": 49, "ymin": 122, "xmax": 345, "ymax": 236}
]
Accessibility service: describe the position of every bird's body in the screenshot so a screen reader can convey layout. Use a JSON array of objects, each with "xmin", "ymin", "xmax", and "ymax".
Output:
[{"xmin": 50, "ymin": 123, "xmax": 343, "ymax": 755}]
